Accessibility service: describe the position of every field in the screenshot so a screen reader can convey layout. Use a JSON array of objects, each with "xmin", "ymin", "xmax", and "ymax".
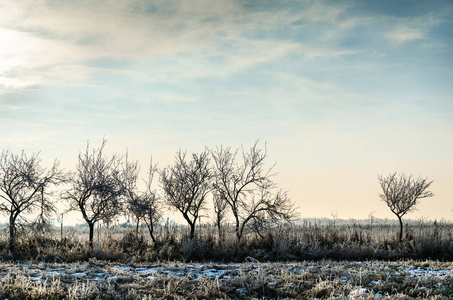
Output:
[
  {"xmin": 0, "ymin": 260, "xmax": 452, "ymax": 299},
  {"xmin": 0, "ymin": 219, "xmax": 452, "ymax": 299}
]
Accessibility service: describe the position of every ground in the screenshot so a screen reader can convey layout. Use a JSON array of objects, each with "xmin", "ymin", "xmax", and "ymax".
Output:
[{"xmin": 0, "ymin": 259, "xmax": 452, "ymax": 299}]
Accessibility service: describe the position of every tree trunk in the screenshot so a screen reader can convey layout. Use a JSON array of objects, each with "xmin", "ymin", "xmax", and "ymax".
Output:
[
  {"xmin": 235, "ymin": 218, "xmax": 241, "ymax": 242},
  {"xmin": 183, "ymin": 213, "xmax": 196, "ymax": 239},
  {"xmin": 9, "ymin": 215, "xmax": 18, "ymax": 259},
  {"xmin": 231, "ymin": 208, "xmax": 240, "ymax": 241},
  {"xmin": 189, "ymin": 222, "xmax": 195, "ymax": 239},
  {"xmin": 397, "ymin": 215, "xmax": 403, "ymax": 242},
  {"xmin": 216, "ymin": 220, "xmax": 222, "ymax": 242},
  {"xmin": 88, "ymin": 222, "xmax": 95, "ymax": 249},
  {"xmin": 135, "ymin": 219, "xmax": 140, "ymax": 236},
  {"xmin": 147, "ymin": 222, "xmax": 156, "ymax": 243},
  {"xmin": 60, "ymin": 213, "xmax": 64, "ymax": 240}
]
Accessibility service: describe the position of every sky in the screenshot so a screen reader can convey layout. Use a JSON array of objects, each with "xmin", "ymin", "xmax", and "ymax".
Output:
[{"xmin": 1, "ymin": 0, "xmax": 452, "ymax": 224}]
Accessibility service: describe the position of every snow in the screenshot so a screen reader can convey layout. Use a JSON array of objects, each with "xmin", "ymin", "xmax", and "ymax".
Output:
[
  {"xmin": 405, "ymin": 267, "xmax": 452, "ymax": 279},
  {"xmin": 29, "ymin": 276, "xmax": 42, "ymax": 283},
  {"xmin": 0, "ymin": 260, "xmax": 451, "ymax": 291}
]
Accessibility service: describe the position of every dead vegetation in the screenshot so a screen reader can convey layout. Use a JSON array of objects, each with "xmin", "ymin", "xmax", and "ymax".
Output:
[
  {"xmin": 1, "ymin": 219, "xmax": 452, "ymax": 263},
  {"xmin": 0, "ymin": 260, "xmax": 451, "ymax": 299},
  {"xmin": 0, "ymin": 220, "xmax": 452, "ymax": 298}
]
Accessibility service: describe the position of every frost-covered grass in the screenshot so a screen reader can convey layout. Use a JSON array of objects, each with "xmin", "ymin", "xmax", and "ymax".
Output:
[
  {"xmin": 2, "ymin": 219, "xmax": 453, "ymax": 263},
  {"xmin": 0, "ymin": 259, "xmax": 452, "ymax": 299},
  {"xmin": 1, "ymin": 220, "xmax": 451, "ymax": 298}
]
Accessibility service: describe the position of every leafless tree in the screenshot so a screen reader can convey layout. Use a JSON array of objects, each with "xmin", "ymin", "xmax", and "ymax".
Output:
[
  {"xmin": 0, "ymin": 150, "xmax": 64, "ymax": 258},
  {"xmin": 63, "ymin": 139, "xmax": 133, "ymax": 248},
  {"xmin": 368, "ymin": 210, "xmax": 376, "ymax": 228},
  {"xmin": 120, "ymin": 152, "xmax": 140, "ymax": 231},
  {"xmin": 161, "ymin": 150, "xmax": 211, "ymax": 239},
  {"xmin": 210, "ymin": 142, "xmax": 297, "ymax": 242},
  {"xmin": 378, "ymin": 173, "xmax": 434, "ymax": 242},
  {"xmin": 212, "ymin": 192, "xmax": 228, "ymax": 241},
  {"xmin": 30, "ymin": 186, "xmax": 57, "ymax": 234},
  {"xmin": 331, "ymin": 210, "xmax": 338, "ymax": 227},
  {"xmin": 126, "ymin": 160, "xmax": 162, "ymax": 243}
]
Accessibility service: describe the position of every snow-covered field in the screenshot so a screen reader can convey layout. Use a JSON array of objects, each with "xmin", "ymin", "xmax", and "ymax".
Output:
[{"xmin": 0, "ymin": 260, "xmax": 452, "ymax": 299}]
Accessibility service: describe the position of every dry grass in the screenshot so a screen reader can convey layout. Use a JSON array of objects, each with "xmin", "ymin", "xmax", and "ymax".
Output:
[
  {"xmin": 1, "ymin": 218, "xmax": 452, "ymax": 263},
  {"xmin": 0, "ymin": 260, "xmax": 451, "ymax": 299},
  {"xmin": 0, "ymin": 219, "xmax": 451, "ymax": 298}
]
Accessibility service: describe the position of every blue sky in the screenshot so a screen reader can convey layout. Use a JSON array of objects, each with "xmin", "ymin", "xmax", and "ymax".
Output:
[{"xmin": 1, "ymin": 0, "xmax": 452, "ymax": 222}]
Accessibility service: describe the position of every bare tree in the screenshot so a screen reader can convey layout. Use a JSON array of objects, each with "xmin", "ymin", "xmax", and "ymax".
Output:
[
  {"xmin": 368, "ymin": 210, "xmax": 376, "ymax": 228},
  {"xmin": 331, "ymin": 210, "xmax": 338, "ymax": 227},
  {"xmin": 120, "ymin": 152, "xmax": 140, "ymax": 232},
  {"xmin": 126, "ymin": 160, "xmax": 163, "ymax": 243},
  {"xmin": 30, "ymin": 186, "xmax": 57, "ymax": 234},
  {"xmin": 161, "ymin": 150, "xmax": 211, "ymax": 239},
  {"xmin": 0, "ymin": 150, "xmax": 64, "ymax": 258},
  {"xmin": 212, "ymin": 192, "xmax": 228, "ymax": 241},
  {"xmin": 63, "ymin": 139, "xmax": 132, "ymax": 249},
  {"xmin": 210, "ymin": 142, "xmax": 297, "ymax": 242},
  {"xmin": 378, "ymin": 173, "xmax": 434, "ymax": 242}
]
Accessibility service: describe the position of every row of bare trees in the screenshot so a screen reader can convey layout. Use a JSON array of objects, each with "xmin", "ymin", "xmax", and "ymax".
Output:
[
  {"xmin": 160, "ymin": 144, "xmax": 297, "ymax": 241},
  {"xmin": 0, "ymin": 140, "xmax": 297, "ymax": 258},
  {"xmin": 0, "ymin": 138, "xmax": 436, "ymax": 259}
]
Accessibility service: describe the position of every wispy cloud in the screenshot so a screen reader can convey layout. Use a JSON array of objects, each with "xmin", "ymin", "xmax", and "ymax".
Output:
[
  {"xmin": 386, "ymin": 27, "xmax": 423, "ymax": 43},
  {"xmin": 0, "ymin": 0, "xmax": 289, "ymax": 93},
  {"xmin": 1, "ymin": 0, "xmax": 448, "ymax": 97}
]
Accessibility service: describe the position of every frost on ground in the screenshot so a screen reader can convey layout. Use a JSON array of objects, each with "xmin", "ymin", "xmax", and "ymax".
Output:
[{"xmin": 0, "ymin": 260, "xmax": 451, "ymax": 299}]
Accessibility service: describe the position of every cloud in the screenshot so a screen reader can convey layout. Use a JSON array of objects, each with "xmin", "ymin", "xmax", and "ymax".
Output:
[
  {"xmin": 0, "ymin": 76, "xmax": 40, "ymax": 94},
  {"xmin": 0, "ymin": 0, "xmax": 285, "ymax": 94},
  {"xmin": 0, "ymin": 25, "xmax": 96, "ymax": 94},
  {"xmin": 295, "ymin": 46, "xmax": 359, "ymax": 60},
  {"xmin": 0, "ymin": 0, "xmax": 369, "ymax": 97},
  {"xmin": 0, "ymin": 0, "xmax": 451, "ymax": 103},
  {"xmin": 386, "ymin": 27, "xmax": 423, "ymax": 43}
]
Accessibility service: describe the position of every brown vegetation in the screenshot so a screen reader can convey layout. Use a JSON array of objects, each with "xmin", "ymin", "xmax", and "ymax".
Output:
[
  {"xmin": 0, "ymin": 219, "xmax": 452, "ymax": 263},
  {"xmin": 0, "ymin": 259, "xmax": 451, "ymax": 299},
  {"xmin": 0, "ymin": 220, "xmax": 452, "ymax": 298}
]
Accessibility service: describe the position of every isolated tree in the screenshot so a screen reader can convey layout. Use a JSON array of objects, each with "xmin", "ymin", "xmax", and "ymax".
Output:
[
  {"xmin": 63, "ymin": 139, "xmax": 133, "ymax": 248},
  {"xmin": 331, "ymin": 211, "xmax": 339, "ymax": 227},
  {"xmin": 126, "ymin": 160, "xmax": 163, "ymax": 242},
  {"xmin": 368, "ymin": 210, "xmax": 376, "ymax": 228},
  {"xmin": 210, "ymin": 142, "xmax": 297, "ymax": 242},
  {"xmin": 161, "ymin": 150, "xmax": 211, "ymax": 239},
  {"xmin": 378, "ymin": 173, "xmax": 434, "ymax": 242},
  {"xmin": 0, "ymin": 150, "xmax": 64, "ymax": 258}
]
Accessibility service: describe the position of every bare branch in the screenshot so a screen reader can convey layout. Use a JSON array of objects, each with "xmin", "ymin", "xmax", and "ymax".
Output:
[
  {"xmin": 378, "ymin": 172, "xmax": 434, "ymax": 241},
  {"xmin": 0, "ymin": 149, "xmax": 64, "ymax": 256},
  {"xmin": 62, "ymin": 138, "xmax": 134, "ymax": 248},
  {"xmin": 210, "ymin": 142, "xmax": 297, "ymax": 241},
  {"xmin": 161, "ymin": 149, "xmax": 211, "ymax": 238}
]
